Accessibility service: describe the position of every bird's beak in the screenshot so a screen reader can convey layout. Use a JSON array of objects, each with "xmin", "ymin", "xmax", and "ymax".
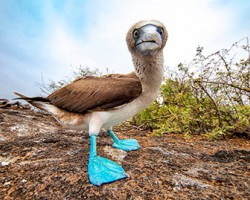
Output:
[{"xmin": 135, "ymin": 25, "xmax": 163, "ymax": 56}]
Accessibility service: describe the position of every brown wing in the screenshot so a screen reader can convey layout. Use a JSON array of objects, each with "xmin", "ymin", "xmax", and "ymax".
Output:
[{"xmin": 47, "ymin": 75, "xmax": 142, "ymax": 113}]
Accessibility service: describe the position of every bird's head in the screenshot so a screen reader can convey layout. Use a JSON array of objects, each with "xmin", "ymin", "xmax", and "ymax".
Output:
[{"xmin": 126, "ymin": 20, "xmax": 168, "ymax": 57}]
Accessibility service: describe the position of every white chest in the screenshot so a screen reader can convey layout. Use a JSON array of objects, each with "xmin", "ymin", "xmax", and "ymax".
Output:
[{"xmin": 95, "ymin": 92, "xmax": 157, "ymax": 130}]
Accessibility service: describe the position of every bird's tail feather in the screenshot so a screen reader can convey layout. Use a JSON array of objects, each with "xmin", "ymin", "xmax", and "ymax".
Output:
[
  {"xmin": 13, "ymin": 92, "xmax": 50, "ymax": 102},
  {"xmin": 13, "ymin": 92, "xmax": 59, "ymax": 114}
]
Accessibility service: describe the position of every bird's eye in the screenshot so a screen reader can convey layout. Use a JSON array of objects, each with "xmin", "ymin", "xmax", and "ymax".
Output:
[
  {"xmin": 133, "ymin": 29, "xmax": 140, "ymax": 39},
  {"xmin": 157, "ymin": 27, "xmax": 164, "ymax": 36}
]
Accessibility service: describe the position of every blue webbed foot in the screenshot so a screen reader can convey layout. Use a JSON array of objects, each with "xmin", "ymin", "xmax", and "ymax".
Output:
[
  {"xmin": 88, "ymin": 155, "xmax": 127, "ymax": 186},
  {"xmin": 112, "ymin": 139, "xmax": 140, "ymax": 151},
  {"xmin": 107, "ymin": 130, "xmax": 140, "ymax": 152},
  {"xmin": 88, "ymin": 135, "xmax": 127, "ymax": 186}
]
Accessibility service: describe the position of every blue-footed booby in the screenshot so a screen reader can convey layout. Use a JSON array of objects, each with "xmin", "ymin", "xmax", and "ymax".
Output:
[{"xmin": 14, "ymin": 20, "xmax": 168, "ymax": 186}]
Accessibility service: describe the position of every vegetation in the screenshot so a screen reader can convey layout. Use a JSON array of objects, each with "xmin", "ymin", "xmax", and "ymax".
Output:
[
  {"xmin": 40, "ymin": 38, "xmax": 250, "ymax": 139},
  {"xmin": 133, "ymin": 38, "xmax": 250, "ymax": 139}
]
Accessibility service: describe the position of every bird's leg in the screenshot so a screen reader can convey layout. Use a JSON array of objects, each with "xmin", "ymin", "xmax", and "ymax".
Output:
[
  {"xmin": 88, "ymin": 135, "xmax": 128, "ymax": 186},
  {"xmin": 107, "ymin": 130, "xmax": 140, "ymax": 152}
]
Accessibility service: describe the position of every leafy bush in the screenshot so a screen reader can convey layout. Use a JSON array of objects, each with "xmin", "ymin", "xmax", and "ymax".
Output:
[{"xmin": 133, "ymin": 38, "xmax": 250, "ymax": 139}]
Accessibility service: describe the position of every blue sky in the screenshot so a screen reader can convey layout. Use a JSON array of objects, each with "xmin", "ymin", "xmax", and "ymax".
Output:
[{"xmin": 0, "ymin": 0, "xmax": 250, "ymax": 99}]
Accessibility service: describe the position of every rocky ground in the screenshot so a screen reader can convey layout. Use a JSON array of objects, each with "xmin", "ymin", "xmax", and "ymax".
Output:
[{"xmin": 0, "ymin": 108, "xmax": 249, "ymax": 199}]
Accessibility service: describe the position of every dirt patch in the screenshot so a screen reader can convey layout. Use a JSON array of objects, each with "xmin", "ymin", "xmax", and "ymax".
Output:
[{"xmin": 0, "ymin": 109, "xmax": 249, "ymax": 199}]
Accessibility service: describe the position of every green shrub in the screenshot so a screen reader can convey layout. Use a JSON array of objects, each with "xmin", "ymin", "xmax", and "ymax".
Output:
[{"xmin": 133, "ymin": 38, "xmax": 250, "ymax": 139}]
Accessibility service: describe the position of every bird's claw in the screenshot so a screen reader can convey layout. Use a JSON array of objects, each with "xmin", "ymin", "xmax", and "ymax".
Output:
[
  {"xmin": 88, "ymin": 155, "xmax": 127, "ymax": 186},
  {"xmin": 112, "ymin": 139, "xmax": 140, "ymax": 151}
]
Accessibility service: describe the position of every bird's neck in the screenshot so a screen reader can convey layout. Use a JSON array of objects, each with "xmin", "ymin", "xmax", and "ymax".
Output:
[{"xmin": 133, "ymin": 52, "xmax": 164, "ymax": 94}]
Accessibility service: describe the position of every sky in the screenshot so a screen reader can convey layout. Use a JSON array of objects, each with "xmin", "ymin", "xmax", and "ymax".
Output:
[{"xmin": 0, "ymin": 0, "xmax": 250, "ymax": 100}]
